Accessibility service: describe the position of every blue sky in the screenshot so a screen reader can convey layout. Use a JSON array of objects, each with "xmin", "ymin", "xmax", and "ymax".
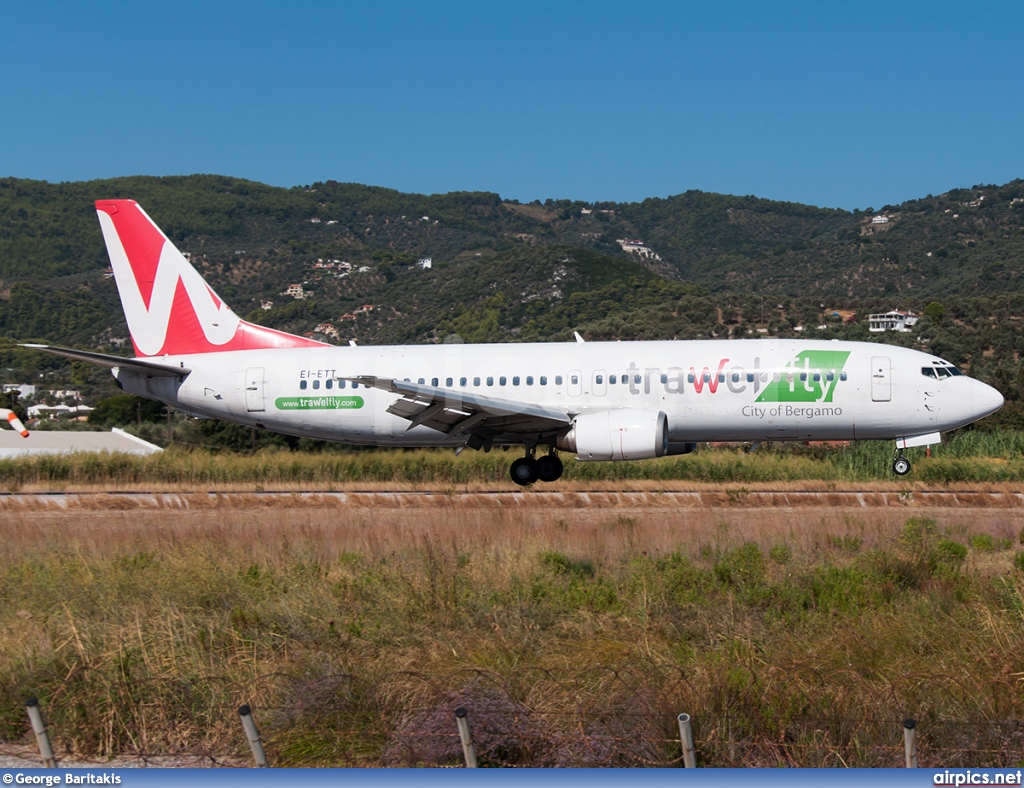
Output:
[{"xmin": 2, "ymin": 1, "xmax": 1022, "ymax": 210}]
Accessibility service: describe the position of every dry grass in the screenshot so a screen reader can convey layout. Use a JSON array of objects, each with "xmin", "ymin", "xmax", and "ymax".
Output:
[{"xmin": 2, "ymin": 500, "xmax": 1024, "ymax": 766}]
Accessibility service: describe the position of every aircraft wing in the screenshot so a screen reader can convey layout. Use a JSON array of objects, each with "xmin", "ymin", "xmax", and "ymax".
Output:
[
  {"xmin": 343, "ymin": 376, "xmax": 573, "ymax": 439},
  {"xmin": 20, "ymin": 344, "xmax": 191, "ymax": 378}
]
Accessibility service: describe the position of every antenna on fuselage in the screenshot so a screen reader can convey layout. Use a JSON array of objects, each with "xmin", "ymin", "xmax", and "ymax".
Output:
[{"xmin": 574, "ymin": 331, "xmax": 585, "ymax": 344}]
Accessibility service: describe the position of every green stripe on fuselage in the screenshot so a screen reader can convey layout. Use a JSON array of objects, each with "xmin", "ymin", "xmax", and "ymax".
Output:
[{"xmin": 755, "ymin": 350, "xmax": 850, "ymax": 404}]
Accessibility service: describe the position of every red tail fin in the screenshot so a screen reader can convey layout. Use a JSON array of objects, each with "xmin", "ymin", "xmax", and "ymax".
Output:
[{"xmin": 96, "ymin": 200, "xmax": 325, "ymax": 357}]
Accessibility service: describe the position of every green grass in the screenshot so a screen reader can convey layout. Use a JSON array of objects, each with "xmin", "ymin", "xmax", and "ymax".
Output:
[{"xmin": 2, "ymin": 429, "xmax": 1024, "ymax": 489}]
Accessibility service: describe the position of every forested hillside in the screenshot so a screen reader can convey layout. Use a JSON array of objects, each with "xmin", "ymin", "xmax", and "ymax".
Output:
[{"xmin": 1, "ymin": 174, "xmax": 1023, "ymax": 423}]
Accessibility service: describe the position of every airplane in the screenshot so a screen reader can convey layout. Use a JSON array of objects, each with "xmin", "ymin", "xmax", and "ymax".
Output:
[{"xmin": 23, "ymin": 200, "xmax": 1004, "ymax": 485}]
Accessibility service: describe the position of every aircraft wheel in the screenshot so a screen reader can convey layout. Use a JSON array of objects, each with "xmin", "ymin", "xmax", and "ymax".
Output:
[
  {"xmin": 510, "ymin": 457, "xmax": 539, "ymax": 486},
  {"xmin": 892, "ymin": 456, "xmax": 911, "ymax": 476},
  {"xmin": 536, "ymin": 454, "xmax": 564, "ymax": 482}
]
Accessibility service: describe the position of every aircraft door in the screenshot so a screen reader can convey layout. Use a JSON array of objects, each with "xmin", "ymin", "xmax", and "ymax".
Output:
[
  {"xmin": 871, "ymin": 357, "xmax": 891, "ymax": 402},
  {"xmin": 568, "ymin": 370, "xmax": 582, "ymax": 397},
  {"xmin": 593, "ymin": 369, "xmax": 607, "ymax": 397},
  {"xmin": 245, "ymin": 367, "xmax": 266, "ymax": 412}
]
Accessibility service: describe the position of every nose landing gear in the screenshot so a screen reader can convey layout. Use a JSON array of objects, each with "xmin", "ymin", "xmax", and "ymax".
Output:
[
  {"xmin": 509, "ymin": 448, "xmax": 563, "ymax": 486},
  {"xmin": 892, "ymin": 449, "xmax": 911, "ymax": 476}
]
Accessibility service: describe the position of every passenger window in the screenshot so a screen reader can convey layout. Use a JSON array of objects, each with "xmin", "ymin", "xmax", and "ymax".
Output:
[
  {"xmin": 326, "ymin": 380, "xmax": 333, "ymax": 389},
  {"xmin": 839, "ymin": 372, "xmax": 847, "ymax": 381},
  {"xmin": 473, "ymin": 377, "xmax": 481, "ymax": 386},
  {"xmin": 826, "ymin": 372, "xmax": 834, "ymax": 382},
  {"xmin": 570, "ymin": 375, "xmax": 578, "ymax": 385},
  {"xmin": 812, "ymin": 373, "xmax": 820, "ymax": 382},
  {"xmin": 660, "ymin": 374, "xmax": 668, "ymax": 384},
  {"xmin": 746, "ymin": 373, "xmax": 754, "ymax": 383},
  {"xmin": 921, "ymin": 367, "xmax": 936, "ymax": 378},
  {"xmin": 460, "ymin": 377, "xmax": 467, "ymax": 386},
  {"xmin": 418, "ymin": 378, "xmax": 425, "ymax": 385},
  {"xmin": 634, "ymin": 374, "xmax": 641, "ymax": 384},
  {"xmin": 773, "ymin": 373, "xmax": 781, "ymax": 382},
  {"xmin": 703, "ymin": 373, "xmax": 711, "ymax": 383},
  {"xmin": 352, "ymin": 382, "xmax": 359, "ymax": 389},
  {"xmin": 732, "ymin": 373, "xmax": 740, "ymax": 383},
  {"xmin": 799, "ymin": 373, "xmax": 807, "ymax": 382},
  {"xmin": 300, "ymin": 380, "xmax": 307, "ymax": 390},
  {"xmin": 313, "ymin": 380, "xmax": 320, "ymax": 390},
  {"xmin": 431, "ymin": 377, "xmax": 439, "ymax": 387},
  {"xmin": 596, "ymin": 375, "xmax": 604, "ymax": 384},
  {"xmin": 555, "ymin": 375, "xmax": 563, "ymax": 385},
  {"xmin": 513, "ymin": 376, "xmax": 521, "ymax": 386},
  {"xmin": 339, "ymin": 380, "xmax": 346, "ymax": 389},
  {"xmin": 717, "ymin": 373, "xmax": 725, "ymax": 383},
  {"xmin": 610, "ymin": 375, "xmax": 617, "ymax": 384},
  {"xmin": 404, "ymin": 378, "xmax": 411, "ymax": 382},
  {"xmin": 526, "ymin": 376, "xmax": 534, "ymax": 385},
  {"xmin": 500, "ymin": 376, "xmax": 507, "ymax": 386},
  {"xmin": 486, "ymin": 376, "xmax": 494, "ymax": 386},
  {"xmin": 540, "ymin": 376, "xmax": 547, "ymax": 385},
  {"xmin": 446, "ymin": 377, "xmax": 453, "ymax": 387},
  {"xmin": 761, "ymin": 373, "xmax": 768, "ymax": 382},
  {"xmin": 687, "ymin": 373, "xmax": 695, "ymax": 384},
  {"xmin": 786, "ymin": 373, "xmax": 794, "ymax": 383}
]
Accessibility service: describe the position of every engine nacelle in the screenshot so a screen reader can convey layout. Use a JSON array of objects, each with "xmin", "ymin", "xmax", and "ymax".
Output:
[{"xmin": 557, "ymin": 409, "xmax": 669, "ymax": 461}]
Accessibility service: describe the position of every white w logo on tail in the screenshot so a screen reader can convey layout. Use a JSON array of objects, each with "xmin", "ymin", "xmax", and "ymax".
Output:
[
  {"xmin": 98, "ymin": 209, "xmax": 239, "ymax": 356},
  {"xmin": 97, "ymin": 201, "xmax": 323, "ymax": 357}
]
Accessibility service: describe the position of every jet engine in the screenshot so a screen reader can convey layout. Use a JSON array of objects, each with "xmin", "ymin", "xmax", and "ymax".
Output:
[{"xmin": 557, "ymin": 409, "xmax": 669, "ymax": 461}]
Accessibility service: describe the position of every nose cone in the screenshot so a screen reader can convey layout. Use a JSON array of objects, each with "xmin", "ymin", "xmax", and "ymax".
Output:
[{"xmin": 974, "ymin": 380, "xmax": 1004, "ymax": 420}]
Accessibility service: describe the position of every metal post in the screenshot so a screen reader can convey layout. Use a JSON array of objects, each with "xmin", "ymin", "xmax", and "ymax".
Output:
[
  {"xmin": 238, "ymin": 705, "xmax": 269, "ymax": 767},
  {"xmin": 677, "ymin": 713, "xmax": 696, "ymax": 767},
  {"xmin": 454, "ymin": 707, "xmax": 478, "ymax": 768},
  {"xmin": 903, "ymin": 718, "xmax": 917, "ymax": 768},
  {"xmin": 25, "ymin": 697, "xmax": 57, "ymax": 768}
]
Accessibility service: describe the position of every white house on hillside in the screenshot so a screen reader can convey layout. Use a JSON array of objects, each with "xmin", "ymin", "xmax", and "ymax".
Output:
[{"xmin": 868, "ymin": 310, "xmax": 919, "ymax": 333}]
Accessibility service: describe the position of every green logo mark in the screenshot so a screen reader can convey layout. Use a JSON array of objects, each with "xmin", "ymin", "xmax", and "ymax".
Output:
[
  {"xmin": 756, "ymin": 350, "xmax": 850, "ymax": 404},
  {"xmin": 275, "ymin": 396, "xmax": 365, "ymax": 411}
]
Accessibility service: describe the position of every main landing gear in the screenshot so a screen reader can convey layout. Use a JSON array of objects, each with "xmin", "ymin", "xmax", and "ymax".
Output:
[
  {"xmin": 509, "ymin": 449, "xmax": 564, "ymax": 486},
  {"xmin": 892, "ymin": 449, "xmax": 911, "ymax": 476}
]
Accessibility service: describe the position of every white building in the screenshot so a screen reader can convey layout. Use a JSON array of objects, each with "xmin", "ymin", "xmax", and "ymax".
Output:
[
  {"xmin": 3, "ymin": 384, "xmax": 37, "ymax": 399},
  {"xmin": 868, "ymin": 310, "xmax": 919, "ymax": 333},
  {"xmin": 616, "ymin": 239, "xmax": 662, "ymax": 261},
  {"xmin": 27, "ymin": 404, "xmax": 93, "ymax": 419},
  {"xmin": 416, "ymin": 257, "xmax": 432, "ymax": 269}
]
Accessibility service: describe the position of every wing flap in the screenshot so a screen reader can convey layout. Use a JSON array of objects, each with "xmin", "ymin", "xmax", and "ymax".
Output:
[{"xmin": 346, "ymin": 375, "xmax": 572, "ymax": 437}]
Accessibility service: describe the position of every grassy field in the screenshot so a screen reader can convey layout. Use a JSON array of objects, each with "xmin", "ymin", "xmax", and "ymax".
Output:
[
  {"xmin": 2, "ymin": 495, "xmax": 1024, "ymax": 767},
  {"xmin": 3, "ymin": 430, "xmax": 1024, "ymax": 491}
]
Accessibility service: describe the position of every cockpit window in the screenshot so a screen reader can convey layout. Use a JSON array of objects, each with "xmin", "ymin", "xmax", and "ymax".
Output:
[{"xmin": 924, "ymin": 363, "xmax": 963, "ymax": 379}]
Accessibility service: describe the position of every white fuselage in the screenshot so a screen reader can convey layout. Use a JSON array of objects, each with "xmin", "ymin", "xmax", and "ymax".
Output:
[{"xmin": 115, "ymin": 338, "xmax": 1003, "ymax": 448}]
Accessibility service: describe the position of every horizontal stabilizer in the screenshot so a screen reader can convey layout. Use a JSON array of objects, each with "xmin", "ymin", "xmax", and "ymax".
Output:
[{"xmin": 20, "ymin": 344, "xmax": 191, "ymax": 378}]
